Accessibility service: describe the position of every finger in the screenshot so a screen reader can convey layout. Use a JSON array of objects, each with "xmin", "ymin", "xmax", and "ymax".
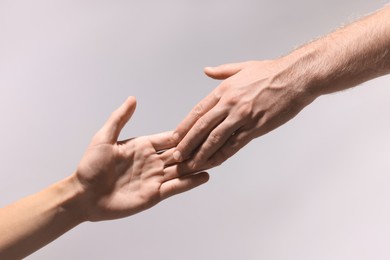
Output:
[
  {"xmin": 173, "ymin": 106, "xmax": 227, "ymax": 162},
  {"xmin": 160, "ymin": 172, "xmax": 209, "ymax": 201},
  {"xmin": 163, "ymin": 162, "xmax": 208, "ymax": 182},
  {"xmin": 204, "ymin": 61, "xmax": 249, "ymax": 80},
  {"xmin": 97, "ymin": 96, "xmax": 137, "ymax": 144},
  {"xmin": 189, "ymin": 117, "xmax": 243, "ymax": 169},
  {"xmin": 173, "ymin": 91, "xmax": 220, "ymax": 145},
  {"xmin": 158, "ymin": 148, "xmax": 177, "ymax": 166},
  {"xmin": 208, "ymin": 129, "xmax": 253, "ymax": 167},
  {"xmin": 148, "ymin": 131, "xmax": 178, "ymax": 152}
]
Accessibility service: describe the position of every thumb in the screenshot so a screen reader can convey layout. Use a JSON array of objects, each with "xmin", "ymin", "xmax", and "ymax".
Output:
[
  {"xmin": 97, "ymin": 96, "xmax": 137, "ymax": 144},
  {"xmin": 204, "ymin": 61, "xmax": 249, "ymax": 80}
]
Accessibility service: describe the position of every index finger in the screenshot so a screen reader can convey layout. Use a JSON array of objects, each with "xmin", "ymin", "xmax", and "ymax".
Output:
[
  {"xmin": 172, "ymin": 91, "xmax": 219, "ymax": 160},
  {"xmin": 148, "ymin": 131, "xmax": 178, "ymax": 152}
]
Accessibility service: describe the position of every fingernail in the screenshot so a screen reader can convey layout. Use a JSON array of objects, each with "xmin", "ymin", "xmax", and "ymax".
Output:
[
  {"xmin": 173, "ymin": 132, "xmax": 180, "ymax": 142},
  {"xmin": 173, "ymin": 150, "xmax": 182, "ymax": 161}
]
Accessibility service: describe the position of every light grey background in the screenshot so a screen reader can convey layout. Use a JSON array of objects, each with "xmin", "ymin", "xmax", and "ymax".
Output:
[{"xmin": 1, "ymin": 1, "xmax": 390, "ymax": 259}]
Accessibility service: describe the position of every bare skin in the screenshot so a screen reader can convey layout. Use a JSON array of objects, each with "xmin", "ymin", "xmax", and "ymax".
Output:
[
  {"xmin": 171, "ymin": 5, "xmax": 390, "ymax": 171},
  {"xmin": 0, "ymin": 97, "xmax": 209, "ymax": 259}
]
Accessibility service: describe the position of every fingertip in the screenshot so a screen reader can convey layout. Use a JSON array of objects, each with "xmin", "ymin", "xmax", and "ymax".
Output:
[
  {"xmin": 204, "ymin": 66, "xmax": 214, "ymax": 72},
  {"xmin": 206, "ymin": 61, "xmax": 249, "ymax": 80},
  {"xmin": 173, "ymin": 150, "xmax": 182, "ymax": 161},
  {"xmin": 199, "ymin": 171, "xmax": 210, "ymax": 183},
  {"xmin": 123, "ymin": 96, "xmax": 137, "ymax": 121},
  {"xmin": 94, "ymin": 96, "xmax": 137, "ymax": 144},
  {"xmin": 204, "ymin": 66, "xmax": 218, "ymax": 77},
  {"xmin": 126, "ymin": 96, "xmax": 137, "ymax": 108},
  {"xmin": 204, "ymin": 64, "xmax": 234, "ymax": 80},
  {"xmin": 119, "ymin": 96, "xmax": 137, "ymax": 117}
]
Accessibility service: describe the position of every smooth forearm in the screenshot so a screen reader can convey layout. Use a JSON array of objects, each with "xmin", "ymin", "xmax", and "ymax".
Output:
[
  {"xmin": 0, "ymin": 175, "xmax": 85, "ymax": 259},
  {"xmin": 278, "ymin": 5, "xmax": 390, "ymax": 100},
  {"xmin": 0, "ymin": 96, "xmax": 207, "ymax": 259}
]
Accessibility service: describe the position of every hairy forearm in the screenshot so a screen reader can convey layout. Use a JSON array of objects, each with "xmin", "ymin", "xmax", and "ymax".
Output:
[
  {"xmin": 279, "ymin": 5, "xmax": 390, "ymax": 100},
  {"xmin": 0, "ymin": 175, "xmax": 84, "ymax": 259}
]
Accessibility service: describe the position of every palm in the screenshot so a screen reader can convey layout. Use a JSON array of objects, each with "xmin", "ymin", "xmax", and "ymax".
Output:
[{"xmin": 75, "ymin": 97, "xmax": 209, "ymax": 222}]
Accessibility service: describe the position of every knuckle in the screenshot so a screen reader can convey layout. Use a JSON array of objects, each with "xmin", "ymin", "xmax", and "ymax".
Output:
[
  {"xmin": 212, "ymin": 89, "xmax": 222, "ymax": 100},
  {"xmin": 217, "ymin": 83, "xmax": 226, "ymax": 93},
  {"xmin": 195, "ymin": 117, "xmax": 208, "ymax": 132},
  {"xmin": 191, "ymin": 103, "xmax": 204, "ymax": 120},
  {"xmin": 214, "ymin": 84, "xmax": 226, "ymax": 99},
  {"xmin": 225, "ymin": 94, "xmax": 240, "ymax": 107},
  {"xmin": 209, "ymin": 132, "xmax": 222, "ymax": 145},
  {"xmin": 236, "ymin": 103, "xmax": 252, "ymax": 118}
]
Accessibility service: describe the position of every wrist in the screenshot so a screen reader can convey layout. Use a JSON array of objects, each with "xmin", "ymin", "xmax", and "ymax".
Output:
[
  {"xmin": 273, "ymin": 46, "xmax": 324, "ymax": 105},
  {"xmin": 54, "ymin": 174, "xmax": 88, "ymax": 225}
]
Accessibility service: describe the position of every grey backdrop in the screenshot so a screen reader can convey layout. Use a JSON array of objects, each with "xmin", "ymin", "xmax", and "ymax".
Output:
[{"xmin": 1, "ymin": 1, "xmax": 390, "ymax": 259}]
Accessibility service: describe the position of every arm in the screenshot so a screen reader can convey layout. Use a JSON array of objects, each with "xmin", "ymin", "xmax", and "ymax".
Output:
[
  {"xmin": 0, "ymin": 97, "xmax": 209, "ymax": 259},
  {"xmin": 172, "ymin": 5, "xmax": 390, "ymax": 169}
]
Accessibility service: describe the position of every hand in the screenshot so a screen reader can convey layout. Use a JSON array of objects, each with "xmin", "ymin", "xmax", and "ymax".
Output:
[
  {"xmin": 172, "ymin": 60, "xmax": 316, "ymax": 169},
  {"xmin": 74, "ymin": 97, "xmax": 209, "ymax": 221}
]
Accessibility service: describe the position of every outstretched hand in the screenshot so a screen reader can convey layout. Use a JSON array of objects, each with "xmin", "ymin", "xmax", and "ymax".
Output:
[
  {"xmin": 0, "ymin": 97, "xmax": 209, "ymax": 259},
  {"xmin": 75, "ymin": 97, "xmax": 209, "ymax": 221},
  {"xmin": 172, "ymin": 60, "xmax": 315, "ymax": 170}
]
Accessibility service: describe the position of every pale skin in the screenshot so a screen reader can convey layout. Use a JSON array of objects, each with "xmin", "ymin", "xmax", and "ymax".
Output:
[
  {"xmin": 2, "ymin": 6, "xmax": 390, "ymax": 259},
  {"xmin": 0, "ymin": 97, "xmax": 209, "ymax": 259},
  {"xmin": 172, "ymin": 5, "xmax": 390, "ymax": 171}
]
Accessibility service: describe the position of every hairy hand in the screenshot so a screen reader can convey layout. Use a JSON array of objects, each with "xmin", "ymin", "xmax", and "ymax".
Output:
[
  {"xmin": 75, "ymin": 97, "xmax": 209, "ymax": 221},
  {"xmin": 173, "ymin": 60, "xmax": 315, "ymax": 170}
]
